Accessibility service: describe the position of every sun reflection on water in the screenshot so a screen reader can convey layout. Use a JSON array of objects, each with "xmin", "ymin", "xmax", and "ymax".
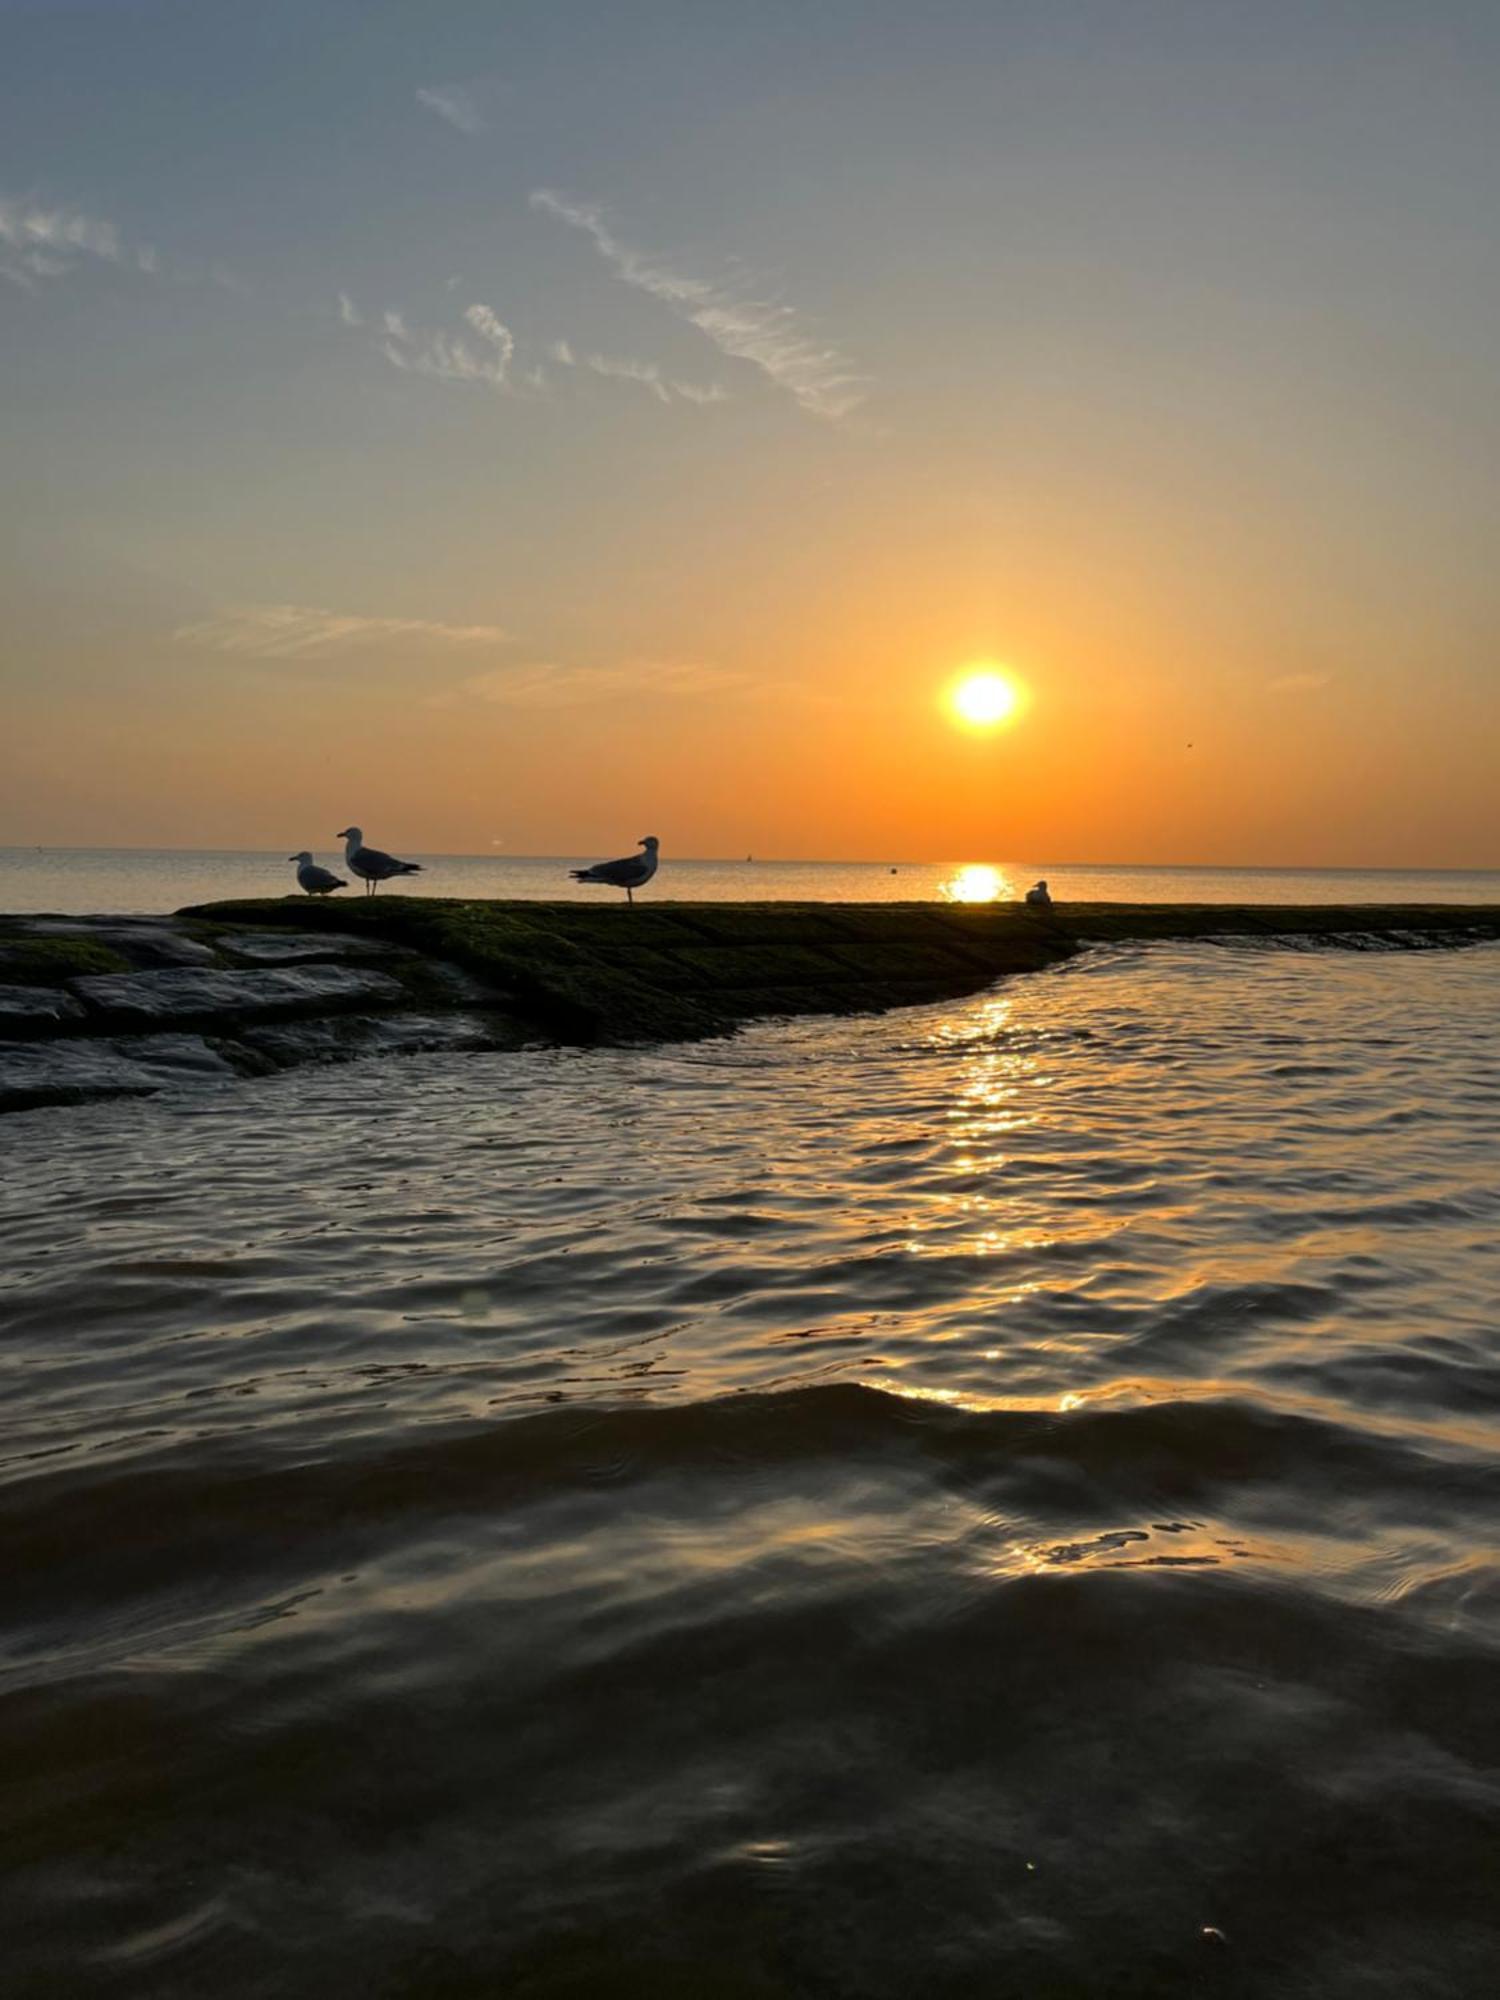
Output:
[{"xmin": 941, "ymin": 863, "xmax": 1011, "ymax": 904}]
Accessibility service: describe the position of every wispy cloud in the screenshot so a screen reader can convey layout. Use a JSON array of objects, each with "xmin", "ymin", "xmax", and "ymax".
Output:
[
  {"xmin": 176, "ymin": 604, "xmax": 509, "ymax": 660},
  {"xmin": 1268, "ymin": 672, "xmax": 1333, "ymax": 693},
  {"xmin": 0, "ymin": 192, "xmax": 156, "ymax": 291},
  {"xmin": 530, "ymin": 189, "xmax": 867, "ymax": 420},
  {"xmin": 672, "ymin": 378, "xmax": 731, "ymax": 407},
  {"xmin": 549, "ymin": 339, "xmax": 727, "ymax": 408},
  {"xmin": 416, "ymin": 84, "xmax": 485, "ymax": 137},
  {"xmin": 340, "ymin": 294, "xmax": 517, "ymax": 389},
  {"xmin": 459, "ymin": 659, "xmax": 754, "ymax": 710}
]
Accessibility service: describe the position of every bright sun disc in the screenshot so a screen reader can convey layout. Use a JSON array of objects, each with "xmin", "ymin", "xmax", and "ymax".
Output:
[{"xmin": 948, "ymin": 670, "xmax": 1023, "ymax": 729}]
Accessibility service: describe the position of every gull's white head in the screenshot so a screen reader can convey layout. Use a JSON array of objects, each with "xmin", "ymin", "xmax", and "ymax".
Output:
[
  {"xmin": 289, "ymin": 851, "xmax": 313, "ymax": 864},
  {"xmin": 336, "ymin": 827, "xmax": 361, "ymax": 844}
]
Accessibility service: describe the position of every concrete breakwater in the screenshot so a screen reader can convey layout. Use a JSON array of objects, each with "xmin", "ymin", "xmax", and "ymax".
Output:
[{"xmin": 2, "ymin": 898, "xmax": 1497, "ymax": 1113}]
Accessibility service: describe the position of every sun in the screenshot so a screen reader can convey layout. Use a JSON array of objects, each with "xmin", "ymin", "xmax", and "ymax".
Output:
[{"xmin": 946, "ymin": 668, "xmax": 1025, "ymax": 730}]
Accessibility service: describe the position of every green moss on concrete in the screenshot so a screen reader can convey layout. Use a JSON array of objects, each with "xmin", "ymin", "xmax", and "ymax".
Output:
[
  {"xmin": 0, "ymin": 935, "xmax": 132, "ymax": 984},
  {"xmin": 178, "ymin": 896, "xmax": 1500, "ymax": 1049}
]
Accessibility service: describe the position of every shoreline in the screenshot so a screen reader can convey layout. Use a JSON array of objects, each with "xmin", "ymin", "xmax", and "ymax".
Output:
[{"xmin": 3, "ymin": 898, "xmax": 1498, "ymax": 1114}]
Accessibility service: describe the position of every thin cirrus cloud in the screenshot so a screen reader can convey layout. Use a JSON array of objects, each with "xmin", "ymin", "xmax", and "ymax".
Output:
[
  {"xmin": 529, "ymin": 188, "xmax": 868, "ymax": 421},
  {"xmin": 176, "ymin": 604, "xmax": 509, "ymax": 661},
  {"xmin": 1, "ymin": 192, "xmax": 157, "ymax": 289},
  {"xmin": 460, "ymin": 660, "xmax": 754, "ymax": 710},
  {"xmin": 551, "ymin": 341, "xmax": 727, "ymax": 407},
  {"xmin": 339, "ymin": 295, "xmax": 517, "ymax": 388},
  {"xmin": 342, "ymin": 292, "xmax": 729, "ymax": 413},
  {"xmin": 416, "ymin": 84, "xmax": 485, "ymax": 137},
  {"xmin": 1269, "ymin": 673, "xmax": 1334, "ymax": 693}
]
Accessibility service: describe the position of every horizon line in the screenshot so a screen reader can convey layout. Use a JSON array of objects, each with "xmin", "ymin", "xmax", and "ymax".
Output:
[{"xmin": 2, "ymin": 845, "xmax": 1497, "ymax": 874}]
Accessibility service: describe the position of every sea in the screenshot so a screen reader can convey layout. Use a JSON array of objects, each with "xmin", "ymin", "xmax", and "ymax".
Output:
[
  {"xmin": 3, "ymin": 853, "xmax": 1499, "ymax": 1996},
  {"xmin": 1, "ymin": 844, "xmax": 1498, "ymax": 914}
]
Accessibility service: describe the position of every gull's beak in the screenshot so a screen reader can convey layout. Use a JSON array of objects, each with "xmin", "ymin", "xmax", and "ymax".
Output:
[{"xmin": 288, "ymin": 855, "xmax": 298, "ymax": 862}]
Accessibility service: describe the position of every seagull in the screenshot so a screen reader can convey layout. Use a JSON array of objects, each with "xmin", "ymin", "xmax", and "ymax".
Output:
[
  {"xmin": 569, "ymin": 835, "xmax": 660, "ymax": 905},
  {"xmin": 1025, "ymin": 880, "xmax": 1052, "ymax": 907},
  {"xmin": 289, "ymin": 851, "xmax": 347, "ymax": 896},
  {"xmin": 336, "ymin": 826, "xmax": 424, "ymax": 895}
]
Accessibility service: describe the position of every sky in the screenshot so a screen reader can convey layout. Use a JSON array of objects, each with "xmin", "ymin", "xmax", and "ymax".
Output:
[{"xmin": 3, "ymin": 0, "xmax": 1497, "ymax": 864}]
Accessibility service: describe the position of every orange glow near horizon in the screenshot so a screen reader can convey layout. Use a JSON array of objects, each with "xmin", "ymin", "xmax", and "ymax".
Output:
[{"xmin": 946, "ymin": 668, "xmax": 1026, "ymax": 731}]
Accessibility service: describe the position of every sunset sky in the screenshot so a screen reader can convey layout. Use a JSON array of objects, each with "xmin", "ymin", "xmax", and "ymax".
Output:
[{"xmin": 3, "ymin": 0, "xmax": 1497, "ymax": 864}]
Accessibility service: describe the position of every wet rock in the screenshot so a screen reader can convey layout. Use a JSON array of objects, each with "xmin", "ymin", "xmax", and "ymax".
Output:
[
  {"xmin": 414, "ymin": 959, "xmax": 514, "ymax": 1005},
  {"xmin": 0, "ymin": 985, "xmax": 86, "ymax": 1035},
  {"xmin": 18, "ymin": 920, "xmax": 218, "ymax": 968},
  {"xmin": 214, "ymin": 931, "xmax": 399, "ymax": 965},
  {"xmin": 69, "ymin": 964, "xmax": 404, "ymax": 1026},
  {"xmin": 0, "ymin": 1034, "xmax": 240, "ymax": 1113},
  {"xmin": 239, "ymin": 1012, "xmax": 522, "ymax": 1067}
]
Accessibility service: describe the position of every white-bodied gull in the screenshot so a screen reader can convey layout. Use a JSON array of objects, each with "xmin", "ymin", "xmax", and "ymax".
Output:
[
  {"xmin": 336, "ymin": 826, "xmax": 424, "ymax": 895},
  {"xmin": 289, "ymin": 851, "xmax": 347, "ymax": 896},
  {"xmin": 570, "ymin": 835, "xmax": 660, "ymax": 905}
]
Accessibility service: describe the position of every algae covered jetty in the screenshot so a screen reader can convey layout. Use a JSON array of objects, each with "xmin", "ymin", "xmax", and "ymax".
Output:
[{"xmin": 2, "ymin": 897, "xmax": 1498, "ymax": 1114}]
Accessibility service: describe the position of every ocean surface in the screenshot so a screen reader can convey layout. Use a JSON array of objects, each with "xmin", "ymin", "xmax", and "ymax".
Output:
[
  {"xmin": 3, "ymin": 936, "xmax": 1498, "ymax": 1996},
  {"xmin": 2, "ymin": 844, "xmax": 1498, "ymax": 914}
]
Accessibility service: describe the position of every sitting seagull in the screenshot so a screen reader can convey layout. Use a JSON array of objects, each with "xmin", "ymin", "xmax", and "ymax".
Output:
[
  {"xmin": 1025, "ymin": 880, "xmax": 1052, "ymax": 907},
  {"xmin": 570, "ymin": 835, "xmax": 660, "ymax": 905},
  {"xmin": 289, "ymin": 851, "xmax": 347, "ymax": 896},
  {"xmin": 336, "ymin": 826, "xmax": 424, "ymax": 895}
]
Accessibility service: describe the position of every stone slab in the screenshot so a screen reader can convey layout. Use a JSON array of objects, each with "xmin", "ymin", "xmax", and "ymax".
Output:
[
  {"xmin": 213, "ymin": 930, "xmax": 399, "ymax": 964},
  {"xmin": 17, "ymin": 920, "xmax": 218, "ymax": 967},
  {"xmin": 69, "ymin": 963, "xmax": 404, "ymax": 1025},
  {"xmin": 0, "ymin": 984, "xmax": 86, "ymax": 1034},
  {"xmin": 239, "ymin": 1012, "xmax": 522, "ymax": 1066},
  {"xmin": 0, "ymin": 1034, "xmax": 240, "ymax": 1113}
]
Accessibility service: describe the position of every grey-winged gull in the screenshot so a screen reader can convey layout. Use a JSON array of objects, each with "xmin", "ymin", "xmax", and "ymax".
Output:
[
  {"xmin": 569, "ymin": 835, "xmax": 660, "ymax": 905},
  {"xmin": 290, "ymin": 851, "xmax": 347, "ymax": 896},
  {"xmin": 336, "ymin": 826, "xmax": 424, "ymax": 895}
]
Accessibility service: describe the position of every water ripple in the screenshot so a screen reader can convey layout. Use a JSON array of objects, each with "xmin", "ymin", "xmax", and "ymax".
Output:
[{"xmin": 2, "ymin": 941, "xmax": 1498, "ymax": 1995}]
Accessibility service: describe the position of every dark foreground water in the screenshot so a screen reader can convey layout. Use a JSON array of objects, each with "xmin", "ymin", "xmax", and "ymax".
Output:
[{"xmin": 3, "ymin": 943, "xmax": 1499, "ymax": 1997}]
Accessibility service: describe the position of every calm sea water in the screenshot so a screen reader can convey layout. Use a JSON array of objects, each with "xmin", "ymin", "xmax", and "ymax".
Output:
[
  {"xmin": 3, "ymin": 940, "xmax": 1498, "ymax": 1995},
  {"xmin": 2, "ymin": 844, "xmax": 1498, "ymax": 913}
]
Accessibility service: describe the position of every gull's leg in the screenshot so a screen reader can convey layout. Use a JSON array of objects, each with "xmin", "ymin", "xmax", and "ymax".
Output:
[{"xmin": 627, "ymin": 885, "xmax": 633, "ymax": 905}]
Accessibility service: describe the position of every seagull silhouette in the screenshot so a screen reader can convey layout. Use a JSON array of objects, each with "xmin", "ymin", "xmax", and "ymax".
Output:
[
  {"xmin": 569, "ymin": 836, "xmax": 660, "ymax": 905},
  {"xmin": 336, "ymin": 827, "xmax": 424, "ymax": 895}
]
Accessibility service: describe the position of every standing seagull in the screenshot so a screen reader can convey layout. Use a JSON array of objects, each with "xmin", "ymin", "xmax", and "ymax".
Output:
[
  {"xmin": 336, "ymin": 826, "xmax": 424, "ymax": 895},
  {"xmin": 289, "ymin": 851, "xmax": 347, "ymax": 896},
  {"xmin": 570, "ymin": 835, "xmax": 660, "ymax": 905}
]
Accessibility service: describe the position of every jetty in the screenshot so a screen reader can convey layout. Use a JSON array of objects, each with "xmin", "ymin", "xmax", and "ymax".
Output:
[{"xmin": 2, "ymin": 898, "xmax": 1497, "ymax": 1113}]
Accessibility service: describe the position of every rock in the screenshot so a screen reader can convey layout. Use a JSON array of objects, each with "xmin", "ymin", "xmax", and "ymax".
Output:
[
  {"xmin": 239, "ymin": 1012, "xmax": 522, "ymax": 1067},
  {"xmin": 0, "ymin": 1034, "xmax": 240, "ymax": 1113},
  {"xmin": 0, "ymin": 984, "xmax": 86, "ymax": 1035},
  {"xmin": 69, "ymin": 964, "xmax": 404, "ymax": 1026},
  {"xmin": 18, "ymin": 920, "xmax": 218, "ymax": 968},
  {"xmin": 214, "ymin": 931, "xmax": 398, "ymax": 964},
  {"xmin": 416, "ymin": 959, "xmax": 514, "ymax": 1005}
]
